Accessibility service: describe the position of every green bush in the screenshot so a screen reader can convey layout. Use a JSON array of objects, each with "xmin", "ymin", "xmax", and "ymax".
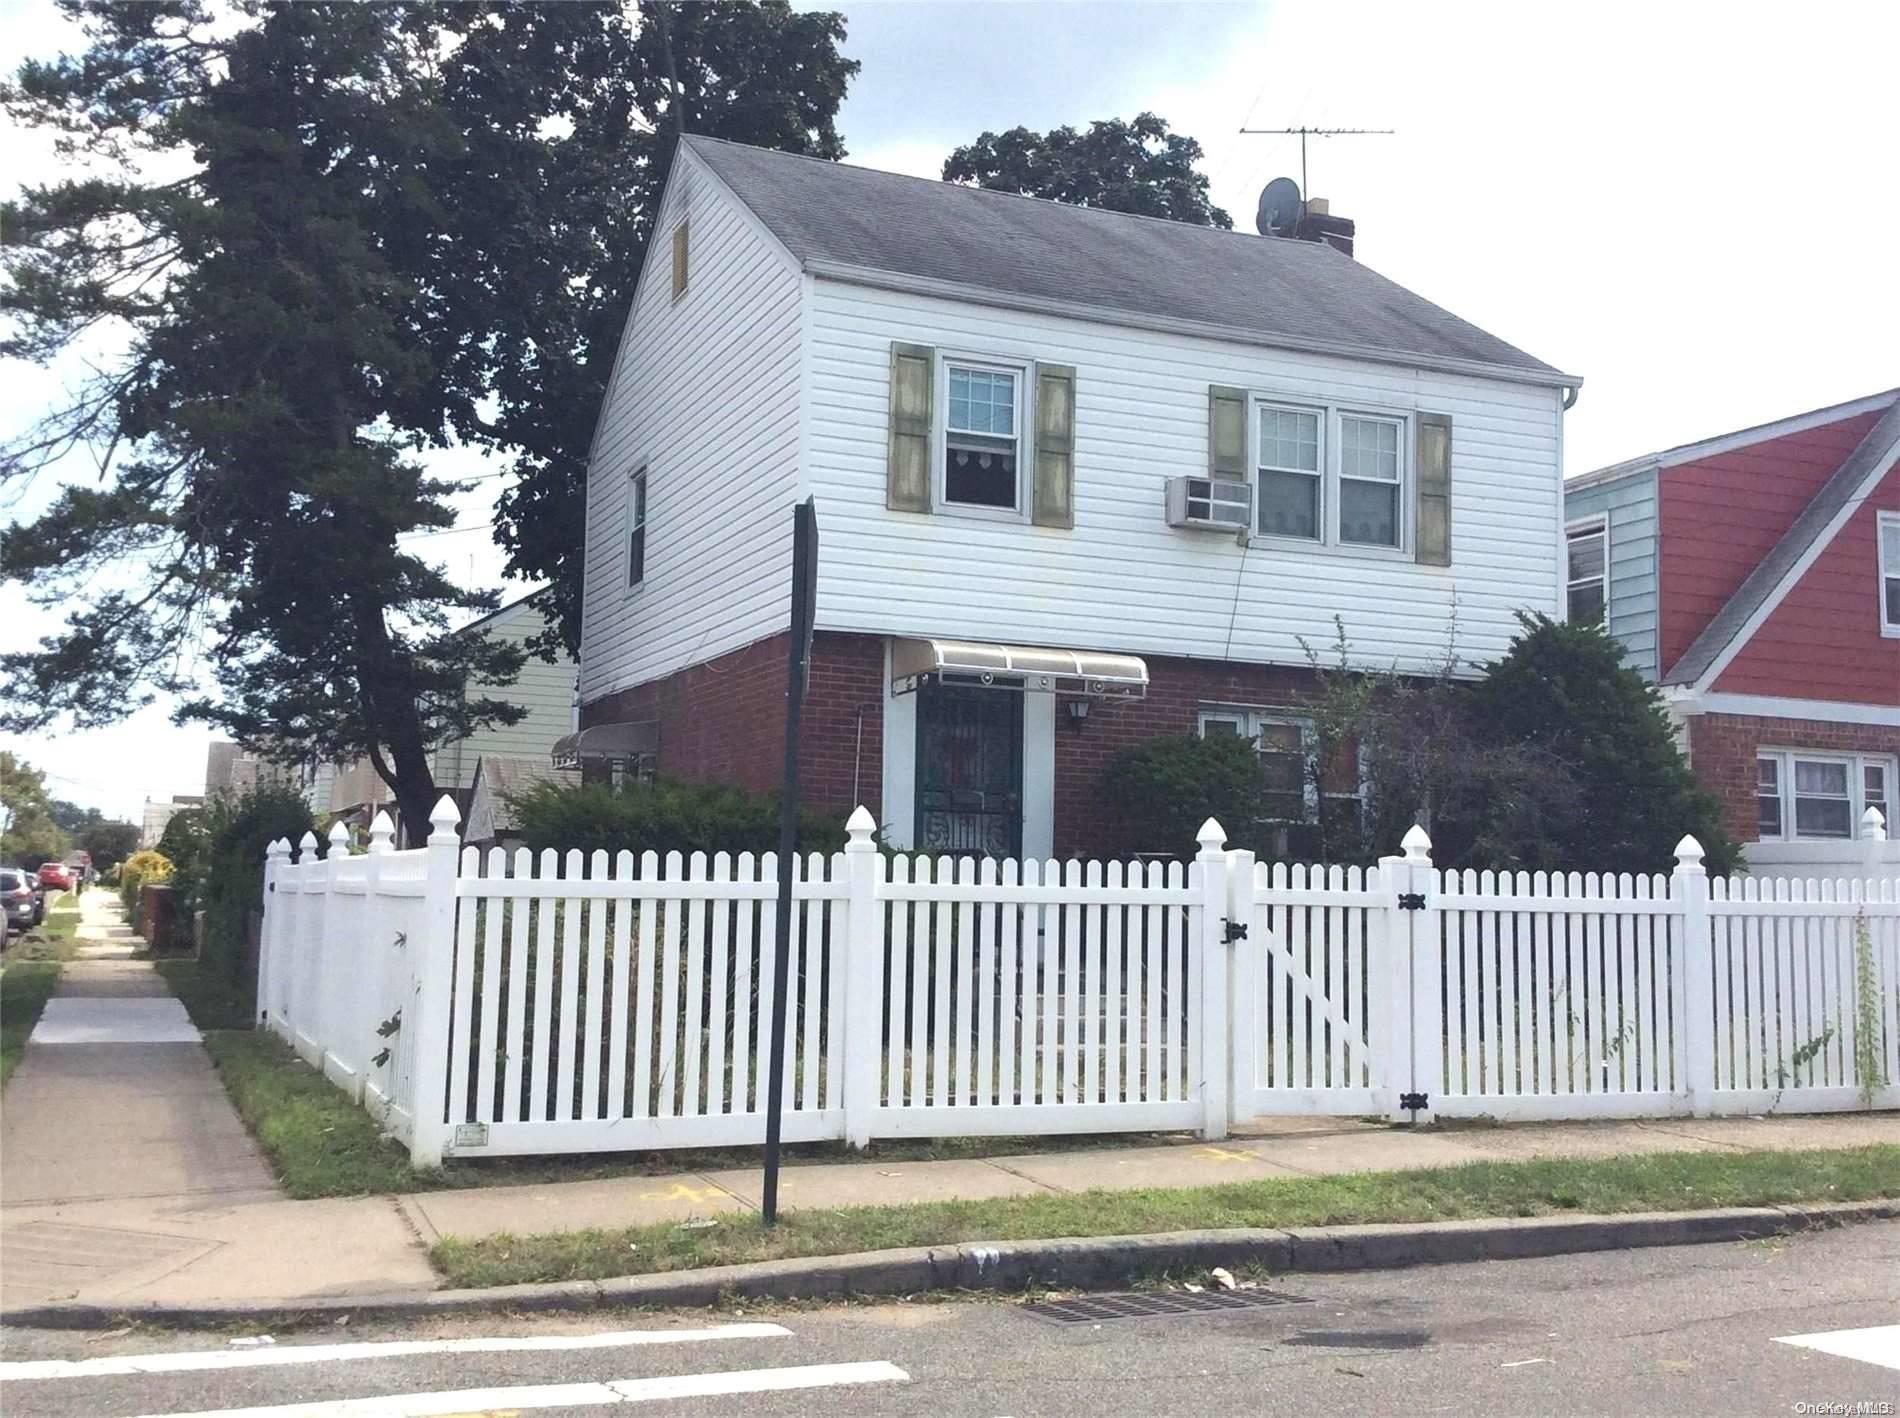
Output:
[
  {"xmin": 201, "ymin": 786, "xmax": 317, "ymax": 997},
  {"xmin": 155, "ymin": 808, "xmax": 210, "ymax": 949},
  {"xmin": 507, "ymin": 779, "xmax": 848, "ymax": 862},
  {"xmin": 118, "ymin": 849, "xmax": 173, "ymax": 916},
  {"xmin": 1096, "ymin": 734, "xmax": 1267, "ymax": 860}
]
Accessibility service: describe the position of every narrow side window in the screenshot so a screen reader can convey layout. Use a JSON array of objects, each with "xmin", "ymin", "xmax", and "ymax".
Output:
[{"xmin": 628, "ymin": 467, "xmax": 648, "ymax": 589}]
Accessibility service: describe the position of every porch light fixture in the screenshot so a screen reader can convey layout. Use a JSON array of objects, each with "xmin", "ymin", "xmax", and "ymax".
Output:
[{"xmin": 1065, "ymin": 699, "xmax": 1091, "ymax": 731}]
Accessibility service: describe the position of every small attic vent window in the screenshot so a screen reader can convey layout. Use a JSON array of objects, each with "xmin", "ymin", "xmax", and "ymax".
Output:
[{"xmin": 671, "ymin": 221, "xmax": 689, "ymax": 299}]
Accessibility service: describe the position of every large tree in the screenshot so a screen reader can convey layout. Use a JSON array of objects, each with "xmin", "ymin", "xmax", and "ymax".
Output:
[
  {"xmin": 0, "ymin": 752, "xmax": 70, "ymax": 865},
  {"xmin": 943, "ymin": 113, "xmax": 1230, "ymax": 229},
  {"xmin": 0, "ymin": 3, "xmax": 747, "ymax": 829}
]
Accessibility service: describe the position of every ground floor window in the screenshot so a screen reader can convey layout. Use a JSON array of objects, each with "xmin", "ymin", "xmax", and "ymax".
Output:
[
  {"xmin": 1197, "ymin": 707, "xmax": 1364, "ymax": 854},
  {"xmin": 1755, "ymin": 749, "xmax": 1893, "ymax": 841}
]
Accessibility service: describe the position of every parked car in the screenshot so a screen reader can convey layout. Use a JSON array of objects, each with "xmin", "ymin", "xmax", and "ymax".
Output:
[
  {"xmin": 1, "ymin": 868, "xmax": 39, "ymax": 933},
  {"xmin": 22, "ymin": 870, "xmax": 46, "ymax": 925},
  {"xmin": 35, "ymin": 861, "xmax": 74, "ymax": 892}
]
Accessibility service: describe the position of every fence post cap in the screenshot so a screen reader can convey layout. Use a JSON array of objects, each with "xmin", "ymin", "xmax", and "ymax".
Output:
[
  {"xmin": 326, "ymin": 821, "xmax": 351, "ymax": 853},
  {"xmin": 1196, "ymin": 817, "xmax": 1226, "ymax": 854},
  {"xmin": 265, "ymin": 837, "xmax": 291, "ymax": 860},
  {"xmin": 428, "ymin": 794, "xmax": 462, "ymax": 842},
  {"xmin": 368, "ymin": 810, "xmax": 396, "ymax": 852},
  {"xmin": 1860, "ymin": 805, "xmax": 1888, "ymax": 841},
  {"xmin": 1400, "ymin": 823, "xmax": 1432, "ymax": 862},
  {"xmin": 297, "ymin": 830, "xmax": 320, "ymax": 854},
  {"xmin": 1673, "ymin": 834, "xmax": 1706, "ymax": 869},
  {"xmin": 845, "ymin": 804, "xmax": 878, "ymax": 843}
]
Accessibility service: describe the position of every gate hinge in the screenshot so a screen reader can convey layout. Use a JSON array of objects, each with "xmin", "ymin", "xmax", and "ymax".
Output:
[
  {"xmin": 1399, "ymin": 1091, "xmax": 1430, "ymax": 1113},
  {"xmin": 1396, "ymin": 892, "xmax": 1427, "ymax": 911},
  {"xmin": 1221, "ymin": 918, "xmax": 1249, "ymax": 944}
]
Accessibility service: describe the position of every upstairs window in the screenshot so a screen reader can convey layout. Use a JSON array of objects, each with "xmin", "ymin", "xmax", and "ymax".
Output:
[
  {"xmin": 943, "ymin": 362, "xmax": 1020, "ymax": 510},
  {"xmin": 1256, "ymin": 406, "xmax": 1322, "ymax": 540},
  {"xmin": 1251, "ymin": 398, "xmax": 1407, "ymax": 551},
  {"xmin": 627, "ymin": 467, "xmax": 647, "ymax": 589},
  {"xmin": 1567, "ymin": 520, "xmax": 1607, "ymax": 624},
  {"xmin": 1880, "ymin": 511, "xmax": 1900, "ymax": 636},
  {"xmin": 1338, "ymin": 415, "xmax": 1402, "ymax": 547}
]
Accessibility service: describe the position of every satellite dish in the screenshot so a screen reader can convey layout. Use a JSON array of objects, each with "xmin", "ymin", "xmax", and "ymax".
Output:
[{"xmin": 1255, "ymin": 176, "xmax": 1302, "ymax": 236}]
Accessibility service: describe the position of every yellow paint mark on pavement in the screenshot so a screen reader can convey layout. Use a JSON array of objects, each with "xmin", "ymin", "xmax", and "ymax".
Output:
[
  {"xmin": 1194, "ymin": 1145, "xmax": 1260, "ymax": 1164},
  {"xmin": 637, "ymin": 1182, "xmax": 728, "ymax": 1205}
]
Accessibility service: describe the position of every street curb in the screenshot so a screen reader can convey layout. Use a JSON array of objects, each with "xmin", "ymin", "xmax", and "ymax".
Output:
[{"xmin": 5, "ymin": 1198, "xmax": 1895, "ymax": 1330}]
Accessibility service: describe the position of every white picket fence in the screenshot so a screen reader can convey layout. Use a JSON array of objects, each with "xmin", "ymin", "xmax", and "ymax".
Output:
[{"xmin": 257, "ymin": 802, "xmax": 1900, "ymax": 1165}]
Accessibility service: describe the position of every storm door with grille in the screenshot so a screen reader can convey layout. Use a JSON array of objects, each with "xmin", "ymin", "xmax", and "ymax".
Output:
[{"xmin": 915, "ymin": 680, "xmax": 1023, "ymax": 857}]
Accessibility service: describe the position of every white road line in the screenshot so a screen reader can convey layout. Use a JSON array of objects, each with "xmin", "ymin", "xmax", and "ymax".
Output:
[
  {"xmin": 1773, "ymin": 1324, "xmax": 1900, "ymax": 1373},
  {"xmin": 128, "ymin": 1360, "xmax": 910, "ymax": 1417},
  {"xmin": 0, "ymin": 1324, "xmax": 792, "ymax": 1382}
]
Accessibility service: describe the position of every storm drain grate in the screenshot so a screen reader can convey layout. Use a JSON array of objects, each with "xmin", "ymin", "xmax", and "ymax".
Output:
[{"xmin": 1025, "ymin": 1289, "xmax": 1314, "ymax": 1324}]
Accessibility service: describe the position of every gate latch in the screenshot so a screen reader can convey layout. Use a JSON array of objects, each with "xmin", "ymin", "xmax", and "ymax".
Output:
[
  {"xmin": 1396, "ymin": 892, "xmax": 1427, "ymax": 911},
  {"xmin": 1399, "ymin": 1091, "xmax": 1430, "ymax": 1114},
  {"xmin": 1221, "ymin": 918, "xmax": 1249, "ymax": 944}
]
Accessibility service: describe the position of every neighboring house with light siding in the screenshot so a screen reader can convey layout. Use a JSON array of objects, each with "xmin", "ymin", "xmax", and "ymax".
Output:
[
  {"xmin": 576, "ymin": 136, "xmax": 1581, "ymax": 859},
  {"xmin": 1565, "ymin": 390, "xmax": 1900, "ymax": 874}
]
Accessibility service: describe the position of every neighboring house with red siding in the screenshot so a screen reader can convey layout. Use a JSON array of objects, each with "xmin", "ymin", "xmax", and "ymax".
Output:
[{"xmin": 1565, "ymin": 390, "xmax": 1900, "ymax": 875}]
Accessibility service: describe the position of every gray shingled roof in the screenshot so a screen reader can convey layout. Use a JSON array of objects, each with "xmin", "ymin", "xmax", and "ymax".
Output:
[
  {"xmin": 684, "ymin": 136, "xmax": 1569, "ymax": 382},
  {"xmin": 1663, "ymin": 392, "xmax": 1900, "ymax": 686}
]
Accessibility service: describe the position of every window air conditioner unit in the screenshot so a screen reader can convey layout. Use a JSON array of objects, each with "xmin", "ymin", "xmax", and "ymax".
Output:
[{"xmin": 1166, "ymin": 476, "xmax": 1252, "ymax": 531}]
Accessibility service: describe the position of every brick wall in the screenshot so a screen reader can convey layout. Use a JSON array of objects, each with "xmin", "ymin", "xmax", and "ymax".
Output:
[
  {"xmin": 1688, "ymin": 712, "xmax": 1900, "ymax": 842},
  {"xmin": 581, "ymin": 631, "xmax": 883, "ymax": 816}
]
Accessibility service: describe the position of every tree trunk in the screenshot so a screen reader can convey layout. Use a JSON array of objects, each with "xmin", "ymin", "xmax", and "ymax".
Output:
[{"xmin": 350, "ymin": 596, "xmax": 442, "ymax": 846}]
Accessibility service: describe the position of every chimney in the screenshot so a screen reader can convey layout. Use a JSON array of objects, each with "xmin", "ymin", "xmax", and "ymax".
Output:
[{"xmin": 1294, "ymin": 197, "xmax": 1355, "ymax": 257}]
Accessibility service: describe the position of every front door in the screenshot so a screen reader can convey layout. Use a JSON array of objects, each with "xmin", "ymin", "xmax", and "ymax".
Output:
[{"xmin": 914, "ymin": 681, "xmax": 1023, "ymax": 857}]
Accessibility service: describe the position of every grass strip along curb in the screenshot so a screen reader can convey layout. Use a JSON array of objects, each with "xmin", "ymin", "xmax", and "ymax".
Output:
[
  {"xmin": 5, "ymin": 1197, "xmax": 1895, "ymax": 1331},
  {"xmin": 1, "ymin": 961, "xmax": 62, "ymax": 1088},
  {"xmin": 434, "ymin": 1144, "xmax": 1900, "ymax": 1288}
]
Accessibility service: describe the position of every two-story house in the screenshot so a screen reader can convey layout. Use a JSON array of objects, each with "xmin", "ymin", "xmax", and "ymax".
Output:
[
  {"xmin": 577, "ymin": 137, "xmax": 1580, "ymax": 858},
  {"xmin": 1565, "ymin": 390, "xmax": 1900, "ymax": 873}
]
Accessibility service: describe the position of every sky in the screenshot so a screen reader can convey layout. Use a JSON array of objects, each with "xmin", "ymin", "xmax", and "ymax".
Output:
[{"xmin": 2, "ymin": 0, "xmax": 1896, "ymax": 821}]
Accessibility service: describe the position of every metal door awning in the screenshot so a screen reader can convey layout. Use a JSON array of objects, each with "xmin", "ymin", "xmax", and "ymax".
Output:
[
  {"xmin": 551, "ymin": 720, "xmax": 659, "ymax": 769},
  {"xmin": 891, "ymin": 638, "xmax": 1148, "ymax": 697}
]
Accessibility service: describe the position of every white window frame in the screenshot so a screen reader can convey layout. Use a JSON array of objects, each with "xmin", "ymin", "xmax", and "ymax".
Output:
[
  {"xmin": 1754, "ymin": 748, "xmax": 1896, "ymax": 842},
  {"xmin": 626, "ymin": 466, "xmax": 648, "ymax": 592},
  {"xmin": 1248, "ymin": 396, "xmax": 1411, "ymax": 557},
  {"xmin": 936, "ymin": 354, "xmax": 1030, "ymax": 521},
  {"xmin": 1197, "ymin": 706, "xmax": 1367, "ymax": 828},
  {"xmin": 1566, "ymin": 516, "xmax": 1609, "ymax": 625},
  {"xmin": 1879, "ymin": 510, "xmax": 1900, "ymax": 638}
]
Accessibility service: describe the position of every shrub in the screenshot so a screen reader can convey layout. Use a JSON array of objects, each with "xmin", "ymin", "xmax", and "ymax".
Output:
[
  {"xmin": 155, "ymin": 808, "xmax": 210, "ymax": 948},
  {"xmin": 118, "ymin": 849, "xmax": 173, "ymax": 915},
  {"xmin": 507, "ymin": 779, "xmax": 848, "ymax": 862},
  {"xmin": 1096, "ymin": 734, "xmax": 1267, "ymax": 859},
  {"xmin": 201, "ymin": 786, "xmax": 317, "ymax": 993}
]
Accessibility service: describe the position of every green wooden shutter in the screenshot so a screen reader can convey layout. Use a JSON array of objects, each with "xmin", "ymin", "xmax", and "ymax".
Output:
[
  {"xmin": 1416, "ymin": 412, "xmax": 1452, "ymax": 566},
  {"xmin": 887, "ymin": 342, "xmax": 934, "ymax": 513},
  {"xmin": 1208, "ymin": 385, "xmax": 1247, "ymax": 478},
  {"xmin": 1032, "ymin": 363, "xmax": 1076, "ymax": 529}
]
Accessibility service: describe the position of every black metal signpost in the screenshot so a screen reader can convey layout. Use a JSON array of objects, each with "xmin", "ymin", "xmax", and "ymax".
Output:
[{"xmin": 762, "ymin": 497, "xmax": 818, "ymax": 1227}]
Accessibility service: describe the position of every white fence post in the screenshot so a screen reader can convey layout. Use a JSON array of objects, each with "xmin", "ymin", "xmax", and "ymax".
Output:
[
  {"xmin": 1371, "ymin": 846, "xmax": 1407, "ymax": 1120},
  {"xmin": 840, "ymin": 806, "xmax": 884, "ymax": 1149},
  {"xmin": 351, "ymin": 811, "xmax": 395, "ymax": 1104},
  {"xmin": 321, "ymin": 821, "xmax": 351, "ymax": 1084},
  {"xmin": 291, "ymin": 830, "xmax": 320, "ymax": 1059},
  {"xmin": 1674, "ymin": 835, "xmax": 1715, "ymax": 1117},
  {"xmin": 1195, "ymin": 817, "xmax": 1231, "ymax": 1140},
  {"xmin": 1864, "ymin": 806, "xmax": 1889, "ymax": 873},
  {"xmin": 258, "ymin": 837, "xmax": 290, "ymax": 1031},
  {"xmin": 1399, "ymin": 825, "xmax": 1440, "ymax": 1124},
  {"xmin": 409, "ymin": 796, "xmax": 463, "ymax": 1169},
  {"xmin": 1225, "ymin": 844, "xmax": 1258, "ymax": 1126}
]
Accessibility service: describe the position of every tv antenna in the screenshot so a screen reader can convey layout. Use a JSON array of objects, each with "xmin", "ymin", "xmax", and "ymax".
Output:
[{"xmin": 1239, "ymin": 126, "xmax": 1393, "ymax": 196}]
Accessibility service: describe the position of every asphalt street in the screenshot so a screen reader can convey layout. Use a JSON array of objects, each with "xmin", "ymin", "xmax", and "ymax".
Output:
[{"xmin": 4, "ymin": 1221, "xmax": 1897, "ymax": 1417}]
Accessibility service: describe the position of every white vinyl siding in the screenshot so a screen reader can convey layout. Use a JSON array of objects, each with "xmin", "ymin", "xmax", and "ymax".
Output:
[
  {"xmin": 430, "ymin": 598, "xmax": 579, "ymax": 793},
  {"xmin": 578, "ymin": 154, "xmax": 803, "ymax": 702},
  {"xmin": 804, "ymin": 280, "xmax": 1563, "ymax": 673}
]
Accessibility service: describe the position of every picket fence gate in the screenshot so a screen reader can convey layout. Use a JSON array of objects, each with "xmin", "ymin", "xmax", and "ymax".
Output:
[{"xmin": 257, "ymin": 801, "xmax": 1900, "ymax": 1166}]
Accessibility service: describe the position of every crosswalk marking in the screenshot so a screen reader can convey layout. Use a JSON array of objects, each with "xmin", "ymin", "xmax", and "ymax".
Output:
[
  {"xmin": 1773, "ymin": 1325, "xmax": 1900, "ymax": 1373},
  {"xmin": 0, "ymin": 1324, "xmax": 793, "ymax": 1382},
  {"xmin": 127, "ymin": 1360, "xmax": 911, "ymax": 1417}
]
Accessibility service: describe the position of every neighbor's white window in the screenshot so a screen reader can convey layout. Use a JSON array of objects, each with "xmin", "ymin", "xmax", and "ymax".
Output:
[
  {"xmin": 627, "ymin": 467, "xmax": 648, "ymax": 589},
  {"xmin": 1252, "ymin": 398, "xmax": 1406, "ymax": 550},
  {"xmin": 942, "ymin": 361, "xmax": 1021, "ymax": 511},
  {"xmin": 1756, "ymin": 750, "xmax": 1896, "ymax": 840},
  {"xmin": 1879, "ymin": 511, "xmax": 1900, "ymax": 636},
  {"xmin": 1567, "ymin": 520, "xmax": 1608, "ymax": 625}
]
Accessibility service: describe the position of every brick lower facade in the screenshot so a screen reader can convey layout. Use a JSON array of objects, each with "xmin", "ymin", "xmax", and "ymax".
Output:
[
  {"xmin": 584, "ymin": 631, "xmax": 1341, "ymax": 852},
  {"xmin": 1687, "ymin": 712, "xmax": 1900, "ymax": 842}
]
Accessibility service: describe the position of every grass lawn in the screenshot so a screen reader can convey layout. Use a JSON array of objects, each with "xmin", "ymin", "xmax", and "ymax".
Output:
[
  {"xmin": 156, "ymin": 958, "xmax": 260, "ymax": 1032},
  {"xmin": 431, "ymin": 1143, "xmax": 1900, "ymax": 1290},
  {"xmin": 197, "ymin": 1027, "xmax": 1195, "ymax": 1199},
  {"xmin": 0, "ymin": 961, "xmax": 62, "ymax": 1088}
]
